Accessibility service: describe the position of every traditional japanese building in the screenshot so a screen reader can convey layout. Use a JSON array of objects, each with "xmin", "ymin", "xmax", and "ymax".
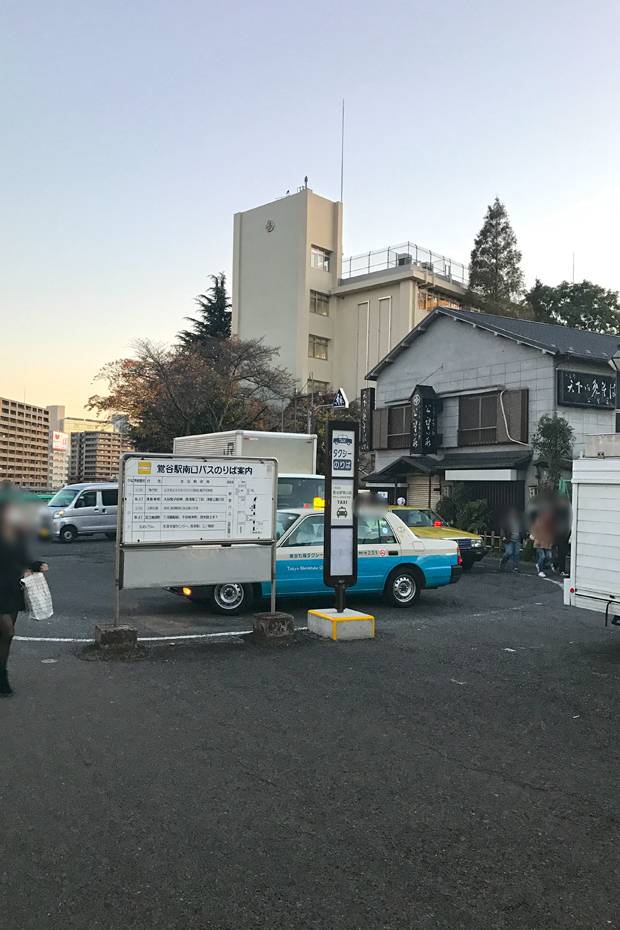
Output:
[{"xmin": 362, "ymin": 308, "xmax": 619, "ymax": 519}]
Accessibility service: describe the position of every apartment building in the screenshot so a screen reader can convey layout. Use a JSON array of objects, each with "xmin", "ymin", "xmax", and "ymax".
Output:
[
  {"xmin": 47, "ymin": 405, "xmax": 118, "ymax": 489},
  {"xmin": 232, "ymin": 185, "xmax": 466, "ymax": 400},
  {"xmin": 0, "ymin": 398, "xmax": 50, "ymax": 490},
  {"xmin": 69, "ymin": 430, "xmax": 133, "ymax": 483}
]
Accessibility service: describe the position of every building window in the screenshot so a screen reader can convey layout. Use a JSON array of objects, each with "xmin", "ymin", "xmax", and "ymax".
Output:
[
  {"xmin": 418, "ymin": 292, "xmax": 461, "ymax": 313},
  {"xmin": 308, "ymin": 380, "xmax": 330, "ymax": 394},
  {"xmin": 458, "ymin": 393, "xmax": 497, "ymax": 446},
  {"xmin": 387, "ymin": 404, "xmax": 411, "ymax": 450},
  {"xmin": 308, "ymin": 335, "xmax": 329, "ymax": 360},
  {"xmin": 310, "ymin": 290, "xmax": 329, "ymax": 316},
  {"xmin": 311, "ymin": 246, "xmax": 330, "ymax": 272}
]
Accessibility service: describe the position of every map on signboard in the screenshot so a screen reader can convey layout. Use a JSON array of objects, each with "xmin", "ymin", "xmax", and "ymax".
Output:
[{"xmin": 122, "ymin": 456, "xmax": 276, "ymax": 545}]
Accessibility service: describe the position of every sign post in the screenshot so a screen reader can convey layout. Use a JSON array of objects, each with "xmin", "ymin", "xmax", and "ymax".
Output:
[
  {"xmin": 308, "ymin": 419, "xmax": 374, "ymax": 640},
  {"xmin": 323, "ymin": 420, "xmax": 358, "ymax": 613}
]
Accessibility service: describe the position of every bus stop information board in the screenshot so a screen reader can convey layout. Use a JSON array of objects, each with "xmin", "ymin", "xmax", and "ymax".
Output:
[
  {"xmin": 122, "ymin": 455, "xmax": 276, "ymax": 545},
  {"xmin": 323, "ymin": 420, "xmax": 359, "ymax": 611}
]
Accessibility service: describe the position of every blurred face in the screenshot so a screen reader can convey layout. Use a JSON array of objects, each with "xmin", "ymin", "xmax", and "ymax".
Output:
[{"xmin": 0, "ymin": 500, "xmax": 39, "ymax": 539}]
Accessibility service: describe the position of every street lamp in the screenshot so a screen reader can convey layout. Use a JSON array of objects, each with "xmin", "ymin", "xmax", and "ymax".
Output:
[{"xmin": 608, "ymin": 344, "xmax": 620, "ymax": 372}]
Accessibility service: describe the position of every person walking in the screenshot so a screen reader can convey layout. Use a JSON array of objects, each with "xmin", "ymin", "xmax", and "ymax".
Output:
[
  {"xmin": 532, "ymin": 507, "xmax": 555, "ymax": 578},
  {"xmin": 499, "ymin": 507, "xmax": 523, "ymax": 573},
  {"xmin": 0, "ymin": 485, "xmax": 49, "ymax": 696}
]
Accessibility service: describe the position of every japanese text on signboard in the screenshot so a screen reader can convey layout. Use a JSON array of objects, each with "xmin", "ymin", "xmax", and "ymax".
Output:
[{"xmin": 557, "ymin": 370, "xmax": 617, "ymax": 409}]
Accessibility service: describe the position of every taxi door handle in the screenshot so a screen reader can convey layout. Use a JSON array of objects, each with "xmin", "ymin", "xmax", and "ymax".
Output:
[{"xmin": 388, "ymin": 549, "xmax": 398, "ymax": 556}]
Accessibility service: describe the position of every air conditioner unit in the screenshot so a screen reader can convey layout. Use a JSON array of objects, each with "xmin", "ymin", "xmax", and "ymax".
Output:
[
  {"xmin": 397, "ymin": 253, "xmax": 412, "ymax": 266},
  {"xmin": 421, "ymin": 262, "xmax": 435, "ymax": 273}
]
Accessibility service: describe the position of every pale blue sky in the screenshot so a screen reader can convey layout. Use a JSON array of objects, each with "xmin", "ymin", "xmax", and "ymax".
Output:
[{"xmin": 2, "ymin": 0, "xmax": 620, "ymax": 412}]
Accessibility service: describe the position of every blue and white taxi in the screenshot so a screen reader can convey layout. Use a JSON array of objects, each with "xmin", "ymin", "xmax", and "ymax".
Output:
[{"xmin": 172, "ymin": 508, "xmax": 462, "ymax": 614}]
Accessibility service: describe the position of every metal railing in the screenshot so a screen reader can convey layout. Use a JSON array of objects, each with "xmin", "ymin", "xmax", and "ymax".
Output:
[{"xmin": 340, "ymin": 241, "xmax": 468, "ymax": 286}]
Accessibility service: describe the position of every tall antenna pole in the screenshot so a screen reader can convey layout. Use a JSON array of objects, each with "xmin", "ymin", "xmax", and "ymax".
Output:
[
  {"xmin": 572, "ymin": 252, "xmax": 575, "ymax": 284},
  {"xmin": 340, "ymin": 99, "xmax": 345, "ymax": 203}
]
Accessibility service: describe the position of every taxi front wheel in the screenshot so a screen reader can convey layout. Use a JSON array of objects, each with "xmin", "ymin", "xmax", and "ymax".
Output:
[
  {"xmin": 210, "ymin": 582, "xmax": 254, "ymax": 615},
  {"xmin": 384, "ymin": 568, "xmax": 421, "ymax": 607}
]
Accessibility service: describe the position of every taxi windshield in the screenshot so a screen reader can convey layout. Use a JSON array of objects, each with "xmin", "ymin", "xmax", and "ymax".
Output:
[
  {"xmin": 276, "ymin": 511, "xmax": 301, "ymax": 540},
  {"xmin": 397, "ymin": 509, "xmax": 445, "ymax": 528}
]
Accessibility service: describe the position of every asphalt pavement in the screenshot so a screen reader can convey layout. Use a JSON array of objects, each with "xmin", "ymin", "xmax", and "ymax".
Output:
[{"xmin": 3, "ymin": 538, "xmax": 620, "ymax": 929}]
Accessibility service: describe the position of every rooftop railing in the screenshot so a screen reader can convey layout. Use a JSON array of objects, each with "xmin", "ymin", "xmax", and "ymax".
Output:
[{"xmin": 340, "ymin": 241, "xmax": 468, "ymax": 286}]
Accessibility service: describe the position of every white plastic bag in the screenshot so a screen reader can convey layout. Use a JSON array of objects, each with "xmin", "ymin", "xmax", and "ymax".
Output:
[{"xmin": 22, "ymin": 572, "xmax": 54, "ymax": 621}]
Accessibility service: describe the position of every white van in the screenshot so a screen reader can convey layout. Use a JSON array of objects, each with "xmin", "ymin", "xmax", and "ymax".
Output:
[{"xmin": 48, "ymin": 483, "xmax": 118, "ymax": 543}]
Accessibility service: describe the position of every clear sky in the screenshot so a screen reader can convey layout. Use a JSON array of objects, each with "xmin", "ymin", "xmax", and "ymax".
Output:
[{"xmin": 2, "ymin": 0, "xmax": 620, "ymax": 414}]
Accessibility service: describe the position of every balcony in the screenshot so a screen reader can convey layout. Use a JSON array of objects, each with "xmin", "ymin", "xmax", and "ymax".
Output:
[{"xmin": 340, "ymin": 241, "xmax": 468, "ymax": 286}]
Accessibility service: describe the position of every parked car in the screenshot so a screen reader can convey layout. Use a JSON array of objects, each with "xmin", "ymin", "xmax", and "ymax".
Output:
[
  {"xmin": 388, "ymin": 506, "xmax": 486, "ymax": 571},
  {"xmin": 170, "ymin": 508, "xmax": 462, "ymax": 614},
  {"xmin": 47, "ymin": 483, "xmax": 119, "ymax": 543}
]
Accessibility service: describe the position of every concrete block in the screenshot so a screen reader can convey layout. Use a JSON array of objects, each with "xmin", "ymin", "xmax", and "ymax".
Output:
[
  {"xmin": 253, "ymin": 611, "xmax": 295, "ymax": 638},
  {"xmin": 94, "ymin": 625, "xmax": 138, "ymax": 648},
  {"xmin": 307, "ymin": 608, "xmax": 375, "ymax": 641}
]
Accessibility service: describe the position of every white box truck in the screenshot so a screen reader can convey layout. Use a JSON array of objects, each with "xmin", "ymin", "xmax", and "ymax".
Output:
[
  {"xmin": 172, "ymin": 430, "xmax": 325, "ymax": 509},
  {"xmin": 564, "ymin": 434, "xmax": 620, "ymax": 625}
]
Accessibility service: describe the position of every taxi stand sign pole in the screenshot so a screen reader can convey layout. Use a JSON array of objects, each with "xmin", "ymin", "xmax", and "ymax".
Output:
[
  {"xmin": 323, "ymin": 419, "xmax": 359, "ymax": 613},
  {"xmin": 112, "ymin": 452, "xmax": 278, "ymax": 629}
]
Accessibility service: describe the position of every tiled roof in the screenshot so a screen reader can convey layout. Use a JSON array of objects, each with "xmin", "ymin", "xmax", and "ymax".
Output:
[{"xmin": 366, "ymin": 307, "xmax": 620, "ymax": 379}]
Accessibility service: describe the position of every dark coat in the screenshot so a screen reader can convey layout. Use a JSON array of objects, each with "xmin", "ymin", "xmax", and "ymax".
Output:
[{"xmin": 0, "ymin": 534, "xmax": 43, "ymax": 614}]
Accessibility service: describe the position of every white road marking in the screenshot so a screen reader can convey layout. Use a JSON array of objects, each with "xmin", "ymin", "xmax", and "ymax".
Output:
[{"xmin": 15, "ymin": 627, "xmax": 308, "ymax": 645}]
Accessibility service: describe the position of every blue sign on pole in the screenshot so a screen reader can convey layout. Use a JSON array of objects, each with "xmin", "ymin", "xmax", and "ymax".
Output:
[{"xmin": 332, "ymin": 388, "xmax": 349, "ymax": 410}]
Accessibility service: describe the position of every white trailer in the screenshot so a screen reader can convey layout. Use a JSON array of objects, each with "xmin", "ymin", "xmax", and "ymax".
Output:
[
  {"xmin": 565, "ymin": 443, "xmax": 620, "ymax": 624},
  {"xmin": 173, "ymin": 430, "xmax": 324, "ymax": 509},
  {"xmin": 173, "ymin": 430, "xmax": 317, "ymax": 474}
]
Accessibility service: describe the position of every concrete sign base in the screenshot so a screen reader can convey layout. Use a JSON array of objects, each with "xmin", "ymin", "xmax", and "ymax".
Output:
[{"xmin": 307, "ymin": 608, "xmax": 374, "ymax": 641}]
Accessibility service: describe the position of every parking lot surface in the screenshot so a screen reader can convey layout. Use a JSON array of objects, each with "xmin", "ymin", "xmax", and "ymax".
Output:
[{"xmin": 3, "ymin": 538, "xmax": 620, "ymax": 929}]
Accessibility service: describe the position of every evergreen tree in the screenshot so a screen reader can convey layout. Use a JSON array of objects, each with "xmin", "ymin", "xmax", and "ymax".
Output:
[
  {"xmin": 467, "ymin": 197, "xmax": 525, "ymax": 316},
  {"xmin": 526, "ymin": 278, "xmax": 620, "ymax": 334},
  {"xmin": 179, "ymin": 272, "xmax": 232, "ymax": 343},
  {"xmin": 531, "ymin": 414, "xmax": 575, "ymax": 488}
]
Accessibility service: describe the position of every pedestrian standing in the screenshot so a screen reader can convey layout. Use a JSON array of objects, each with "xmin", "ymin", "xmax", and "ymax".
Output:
[
  {"xmin": 553, "ymin": 495, "xmax": 572, "ymax": 577},
  {"xmin": 0, "ymin": 485, "xmax": 49, "ymax": 696},
  {"xmin": 499, "ymin": 507, "xmax": 523, "ymax": 573}
]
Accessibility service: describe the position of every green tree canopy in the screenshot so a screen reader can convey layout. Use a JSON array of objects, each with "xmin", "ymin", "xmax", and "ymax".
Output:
[
  {"xmin": 467, "ymin": 197, "xmax": 525, "ymax": 316},
  {"xmin": 178, "ymin": 272, "xmax": 232, "ymax": 343},
  {"xmin": 525, "ymin": 279, "xmax": 620, "ymax": 334}
]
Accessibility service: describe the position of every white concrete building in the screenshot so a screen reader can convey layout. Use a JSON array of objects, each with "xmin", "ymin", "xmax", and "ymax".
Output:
[{"xmin": 232, "ymin": 186, "xmax": 467, "ymax": 400}]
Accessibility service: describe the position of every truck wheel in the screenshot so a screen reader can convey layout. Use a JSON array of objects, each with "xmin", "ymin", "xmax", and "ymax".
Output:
[
  {"xmin": 210, "ymin": 582, "xmax": 254, "ymax": 615},
  {"xmin": 384, "ymin": 567, "xmax": 421, "ymax": 607},
  {"xmin": 59, "ymin": 525, "xmax": 77, "ymax": 544}
]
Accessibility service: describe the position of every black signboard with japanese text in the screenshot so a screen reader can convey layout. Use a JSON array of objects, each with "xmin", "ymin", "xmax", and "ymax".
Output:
[
  {"xmin": 557, "ymin": 370, "xmax": 617, "ymax": 409},
  {"xmin": 360, "ymin": 387, "xmax": 375, "ymax": 452},
  {"xmin": 410, "ymin": 385, "xmax": 441, "ymax": 455}
]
